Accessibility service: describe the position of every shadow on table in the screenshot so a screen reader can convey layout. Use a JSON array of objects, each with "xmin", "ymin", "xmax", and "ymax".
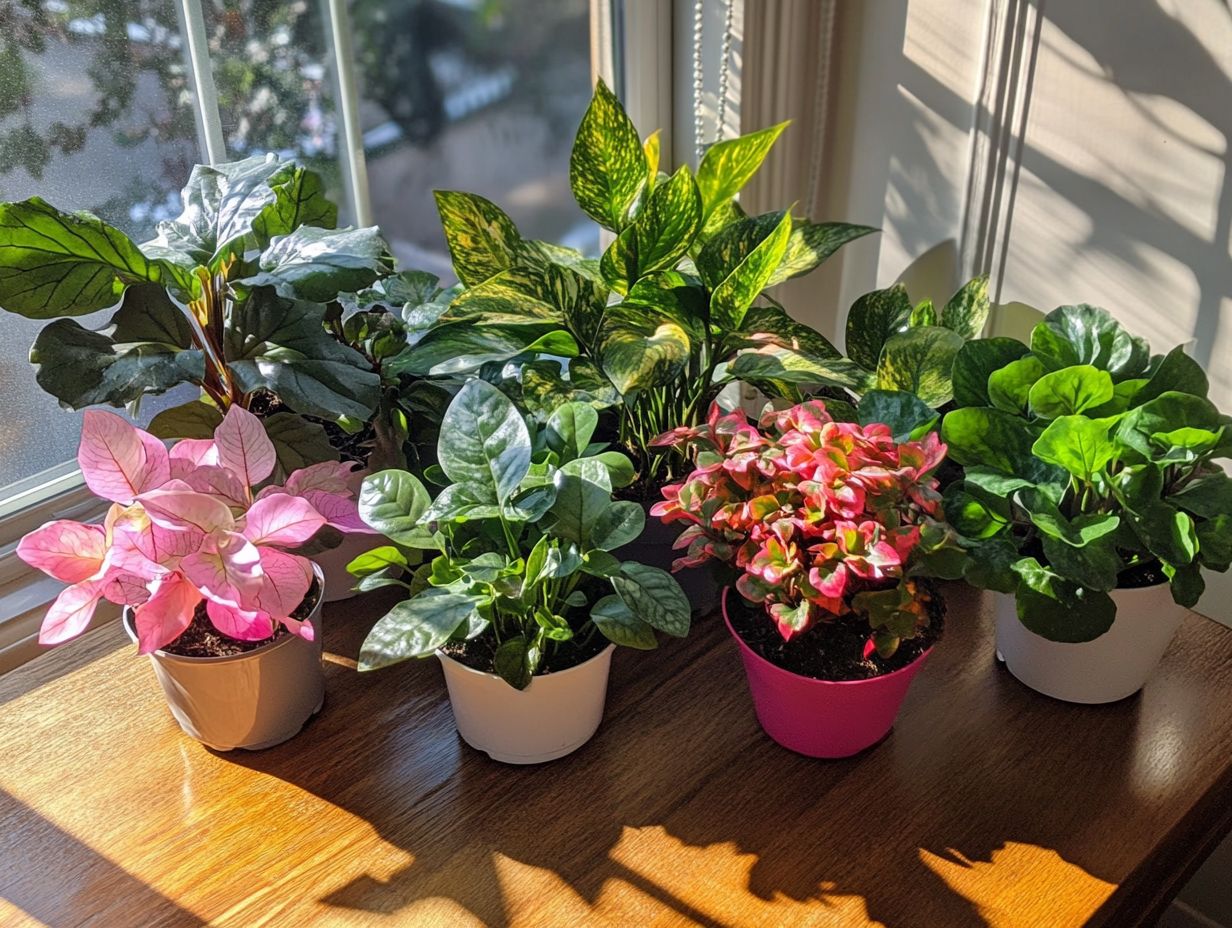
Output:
[{"xmin": 224, "ymin": 586, "xmax": 1146, "ymax": 928}]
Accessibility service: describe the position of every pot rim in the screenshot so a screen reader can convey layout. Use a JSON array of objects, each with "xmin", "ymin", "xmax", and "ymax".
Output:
[
  {"xmin": 721, "ymin": 587, "xmax": 932, "ymax": 687},
  {"xmin": 123, "ymin": 563, "xmax": 324, "ymax": 665},
  {"xmin": 436, "ymin": 641, "xmax": 616, "ymax": 683}
]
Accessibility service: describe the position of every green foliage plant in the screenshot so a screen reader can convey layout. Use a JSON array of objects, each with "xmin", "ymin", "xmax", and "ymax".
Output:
[
  {"xmin": 350, "ymin": 379, "xmax": 692, "ymax": 689},
  {"xmin": 940, "ymin": 304, "xmax": 1232, "ymax": 642}
]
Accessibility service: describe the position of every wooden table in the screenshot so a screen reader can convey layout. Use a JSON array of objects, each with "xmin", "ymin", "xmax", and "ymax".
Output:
[{"xmin": 2, "ymin": 584, "xmax": 1231, "ymax": 928}]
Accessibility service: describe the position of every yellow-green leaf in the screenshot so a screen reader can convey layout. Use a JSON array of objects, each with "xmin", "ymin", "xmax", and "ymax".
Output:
[
  {"xmin": 696, "ymin": 121, "xmax": 789, "ymax": 220},
  {"xmin": 569, "ymin": 79, "xmax": 648, "ymax": 231},
  {"xmin": 433, "ymin": 190, "xmax": 524, "ymax": 287}
]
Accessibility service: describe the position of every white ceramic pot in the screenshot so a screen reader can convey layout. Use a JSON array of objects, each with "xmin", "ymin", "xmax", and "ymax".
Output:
[
  {"xmin": 995, "ymin": 582, "xmax": 1187, "ymax": 704},
  {"xmin": 123, "ymin": 567, "xmax": 327, "ymax": 750},
  {"xmin": 313, "ymin": 529, "xmax": 382, "ymax": 602},
  {"xmin": 437, "ymin": 644, "xmax": 615, "ymax": 764}
]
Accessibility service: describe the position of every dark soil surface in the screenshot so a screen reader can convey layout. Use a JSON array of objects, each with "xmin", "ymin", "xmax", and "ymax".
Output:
[
  {"xmin": 440, "ymin": 627, "xmax": 609, "ymax": 677},
  {"xmin": 161, "ymin": 579, "xmax": 321, "ymax": 658},
  {"xmin": 726, "ymin": 580, "xmax": 944, "ymax": 682}
]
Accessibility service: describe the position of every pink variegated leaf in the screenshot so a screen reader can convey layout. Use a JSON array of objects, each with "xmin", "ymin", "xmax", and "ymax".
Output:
[
  {"xmin": 181, "ymin": 531, "xmax": 264, "ymax": 609},
  {"xmin": 78, "ymin": 410, "xmax": 170, "ymax": 503},
  {"xmin": 17, "ymin": 521, "xmax": 107, "ymax": 583},
  {"xmin": 282, "ymin": 615, "xmax": 315, "ymax": 642},
  {"xmin": 169, "ymin": 439, "xmax": 219, "ymax": 478},
  {"xmin": 180, "ymin": 465, "xmax": 249, "ymax": 507},
  {"xmin": 215, "ymin": 405, "xmax": 276, "ymax": 487},
  {"xmin": 111, "ymin": 508, "xmax": 200, "ymax": 576},
  {"xmin": 139, "ymin": 484, "xmax": 235, "ymax": 535},
  {"xmin": 282, "ymin": 460, "xmax": 359, "ymax": 497},
  {"xmin": 242, "ymin": 494, "xmax": 327, "ymax": 546},
  {"xmin": 101, "ymin": 572, "xmax": 152, "ymax": 607},
  {"xmin": 132, "ymin": 573, "xmax": 201, "ymax": 654},
  {"xmin": 303, "ymin": 490, "xmax": 375, "ymax": 534},
  {"xmin": 206, "ymin": 600, "xmax": 275, "ymax": 641},
  {"xmin": 39, "ymin": 582, "xmax": 104, "ymax": 645},
  {"xmin": 254, "ymin": 547, "xmax": 314, "ymax": 618}
]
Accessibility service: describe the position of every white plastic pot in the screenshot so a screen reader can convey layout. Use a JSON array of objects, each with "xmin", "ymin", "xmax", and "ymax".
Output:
[
  {"xmin": 123, "ymin": 566, "xmax": 327, "ymax": 750},
  {"xmin": 313, "ymin": 529, "xmax": 382, "ymax": 602},
  {"xmin": 994, "ymin": 582, "xmax": 1187, "ymax": 704},
  {"xmin": 437, "ymin": 644, "xmax": 615, "ymax": 764}
]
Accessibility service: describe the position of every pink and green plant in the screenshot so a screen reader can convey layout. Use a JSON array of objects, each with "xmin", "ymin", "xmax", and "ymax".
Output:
[
  {"xmin": 651, "ymin": 401, "xmax": 955, "ymax": 657},
  {"xmin": 17, "ymin": 406, "xmax": 370, "ymax": 654}
]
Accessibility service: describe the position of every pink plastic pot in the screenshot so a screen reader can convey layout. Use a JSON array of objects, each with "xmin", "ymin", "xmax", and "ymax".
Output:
[{"xmin": 722, "ymin": 588, "xmax": 932, "ymax": 758}]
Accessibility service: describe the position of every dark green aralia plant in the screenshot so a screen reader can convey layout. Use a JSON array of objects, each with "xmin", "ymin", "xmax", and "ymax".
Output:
[
  {"xmin": 940, "ymin": 304, "xmax": 1232, "ymax": 642},
  {"xmin": 384, "ymin": 79, "xmax": 876, "ymax": 496},
  {"xmin": 349, "ymin": 379, "xmax": 691, "ymax": 689},
  {"xmin": 730, "ymin": 275, "xmax": 994, "ymax": 410},
  {"xmin": 0, "ymin": 155, "xmax": 395, "ymax": 472}
]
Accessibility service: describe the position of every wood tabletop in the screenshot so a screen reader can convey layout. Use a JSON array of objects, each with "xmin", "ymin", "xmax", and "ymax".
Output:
[{"xmin": 2, "ymin": 583, "xmax": 1231, "ymax": 928}]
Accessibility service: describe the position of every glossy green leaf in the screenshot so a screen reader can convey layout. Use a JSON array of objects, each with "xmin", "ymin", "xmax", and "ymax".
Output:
[
  {"xmin": 519, "ymin": 359, "xmax": 620, "ymax": 418},
  {"xmin": 632, "ymin": 164, "xmax": 703, "ymax": 275},
  {"xmin": 765, "ymin": 222, "xmax": 877, "ymax": 287},
  {"xmin": 493, "ymin": 636, "xmax": 537, "ymax": 689},
  {"xmin": 547, "ymin": 458, "xmax": 612, "ymax": 546},
  {"xmin": 962, "ymin": 538, "xmax": 1020, "ymax": 593},
  {"xmin": 358, "ymin": 590, "xmax": 482, "ymax": 669},
  {"xmin": 0, "ymin": 197, "xmax": 159, "ymax": 318},
  {"xmin": 591, "ymin": 451, "xmax": 636, "ymax": 489},
  {"xmin": 599, "ymin": 227, "xmax": 639, "ymax": 294},
  {"xmin": 358, "ymin": 469, "xmax": 432, "ymax": 542},
  {"xmin": 943, "ymin": 485, "xmax": 1009, "ymax": 540},
  {"xmin": 735, "ymin": 304, "xmax": 842, "ymax": 359},
  {"xmin": 241, "ymin": 225, "xmax": 392, "ymax": 302},
  {"xmin": 939, "ymin": 275, "xmax": 991, "ymax": 339},
  {"xmin": 700, "ymin": 211, "xmax": 793, "ymax": 330},
  {"xmin": 611, "ymin": 562, "xmax": 691, "ymax": 637},
  {"xmin": 1124, "ymin": 501, "xmax": 1199, "ymax": 566},
  {"xmin": 262, "ymin": 412, "xmax": 340, "ymax": 476},
  {"xmin": 1166, "ymin": 562, "xmax": 1207, "ymax": 608},
  {"xmin": 569, "ymin": 79, "xmax": 648, "ymax": 230},
  {"xmin": 590, "ymin": 594, "xmax": 658, "ymax": 649},
  {"xmin": 590, "ymin": 500, "xmax": 646, "ymax": 551},
  {"xmin": 1029, "ymin": 304, "xmax": 1150, "ymax": 379},
  {"xmin": 987, "ymin": 355, "xmax": 1047, "ymax": 414},
  {"xmin": 437, "ymin": 379, "xmax": 531, "ymax": 504},
  {"xmin": 951, "ymin": 337, "xmax": 1031, "ymax": 407},
  {"xmin": 844, "ymin": 284, "xmax": 912, "ymax": 371},
  {"xmin": 347, "ymin": 546, "xmax": 409, "ymax": 578},
  {"xmin": 147, "ymin": 399, "xmax": 224, "ymax": 440},
  {"xmin": 695, "ymin": 121, "xmax": 788, "ymax": 220},
  {"xmin": 1116, "ymin": 391, "xmax": 1223, "ymax": 461},
  {"xmin": 1174, "ymin": 472, "xmax": 1232, "ymax": 519},
  {"xmin": 1016, "ymin": 487, "xmax": 1121, "ymax": 547},
  {"xmin": 875, "ymin": 325, "xmax": 965, "ymax": 407},
  {"xmin": 857, "ymin": 390, "xmax": 938, "ymax": 441},
  {"xmin": 1134, "ymin": 344, "xmax": 1209, "ymax": 406},
  {"xmin": 1197, "ymin": 515, "xmax": 1232, "ymax": 572},
  {"xmin": 623, "ymin": 272, "xmax": 707, "ymax": 339},
  {"xmin": 1032, "ymin": 415, "xmax": 1118, "ymax": 480},
  {"xmin": 597, "ymin": 305, "xmax": 691, "ymax": 395},
  {"xmin": 433, "ymin": 190, "xmax": 524, "ymax": 286},
  {"xmin": 1011, "ymin": 557, "xmax": 1117, "ymax": 643},
  {"xmin": 940, "ymin": 407, "xmax": 1045, "ymax": 476},
  {"xmin": 729, "ymin": 346, "xmax": 876, "ymax": 392},
  {"xmin": 250, "ymin": 162, "xmax": 337, "ymax": 243},
  {"xmin": 545, "ymin": 402, "xmax": 599, "ymax": 459},
  {"xmin": 391, "ymin": 321, "xmax": 578, "ymax": 377},
  {"xmin": 1027, "ymin": 365, "xmax": 1114, "ymax": 419}
]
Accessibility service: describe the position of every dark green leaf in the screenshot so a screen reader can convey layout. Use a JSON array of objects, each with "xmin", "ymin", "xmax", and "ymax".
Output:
[
  {"xmin": 569, "ymin": 79, "xmax": 648, "ymax": 230},
  {"xmin": 1133, "ymin": 345, "xmax": 1209, "ymax": 406},
  {"xmin": 611, "ymin": 563, "xmax": 690, "ymax": 636},
  {"xmin": 1012, "ymin": 558, "xmax": 1117, "ymax": 643},
  {"xmin": 1116, "ymin": 391, "xmax": 1223, "ymax": 461},
  {"xmin": 1030, "ymin": 304, "xmax": 1150, "ymax": 379},
  {"xmin": 263, "ymin": 412, "xmax": 340, "ymax": 476},
  {"xmin": 493, "ymin": 636, "xmax": 537, "ymax": 689},
  {"xmin": 251, "ymin": 162, "xmax": 338, "ymax": 243},
  {"xmin": 390, "ymin": 321, "xmax": 578, "ymax": 378},
  {"xmin": 545, "ymin": 403, "xmax": 599, "ymax": 458},
  {"xmin": 358, "ymin": 590, "xmax": 481, "ymax": 669},
  {"xmin": 951, "ymin": 337, "xmax": 1031, "ymax": 407},
  {"xmin": 590, "ymin": 594, "xmax": 658, "ymax": 649},
  {"xmin": 1174, "ymin": 472, "xmax": 1232, "ymax": 519},
  {"xmin": 941, "ymin": 407, "xmax": 1047, "ymax": 477},
  {"xmin": 939, "ymin": 275, "xmax": 991, "ymax": 339},
  {"xmin": 548, "ymin": 459, "xmax": 612, "ymax": 546},
  {"xmin": 148, "ymin": 400, "xmax": 224, "ymax": 440},
  {"xmin": 590, "ymin": 500, "xmax": 645, "ymax": 551},
  {"xmin": 857, "ymin": 389, "xmax": 938, "ymax": 441},
  {"xmin": 943, "ymin": 485, "xmax": 1009, "ymax": 539},
  {"xmin": 963, "ymin": 538, "xmax": 1021, "ymax": 593},
  {"xmin": 1166, "ymin": 561, "xmax": 1206, "ymax": 607},
  {"xmin": 875, "ymin": 325, "xmax": 965, "ymax": 407},
  {"xmin": 844, "ymin": 284, "xmax": 912, "ymax": 371},
  {"xmin": 1197, "ymin": 515, "xmax": 1232, "ymax": 572}
]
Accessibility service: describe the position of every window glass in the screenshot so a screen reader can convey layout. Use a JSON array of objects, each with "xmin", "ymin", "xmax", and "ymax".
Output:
[
  {"xmin": 350, "ymin": 0, "xmax": 598, "ymax": 277},
  {"xmin": 0, "ymin": 0, "xmax": 200, "ymax": 488}
]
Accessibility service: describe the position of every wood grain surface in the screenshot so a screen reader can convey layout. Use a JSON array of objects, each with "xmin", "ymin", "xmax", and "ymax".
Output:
[{"xmin": 2, "ymin": 583, "xmax": 1231, "ymax": 928}]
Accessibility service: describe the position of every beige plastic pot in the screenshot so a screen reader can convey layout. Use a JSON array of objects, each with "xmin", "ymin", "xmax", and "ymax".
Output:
[
  {"xmin": 436, "ymin": 644, "xmax": 615, "ymax": 764},
  {"xmin": 994, "ymin": 582, "xmax": 1187, "ymax": 704},
  {"xmin": 123, "ymin": 566, "xmax": 327, "ymax": 750}
]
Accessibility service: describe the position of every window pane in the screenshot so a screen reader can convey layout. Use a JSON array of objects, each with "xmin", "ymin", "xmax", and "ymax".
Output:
[
  {"xmin": 350, "ymin": 0, "xmax": 598, "ymax": 276},
  {"xmin": 0, "ymin": 0, "xmax": 201, "ymax": 489}
]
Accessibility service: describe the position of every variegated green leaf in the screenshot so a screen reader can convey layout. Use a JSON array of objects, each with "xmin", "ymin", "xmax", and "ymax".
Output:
[
  {"xmin": 876, "ymin": 325, "xmax": 966, "ymax": 407},
  {"xmin": 0, "ymin": 197, "xmax": 160, "ymax": 318},
  {"xmin": 433, "ymin": 190, "xmax": 525, "ymax": 286},
  {"xmin": 728, "ymin": 346, "xmax": 876, "ymax": 391},
  {"xmin": 699, "ymin": 211, "xmax": 792, "ymax": 330},
  {"xmin": 520, "ymin": 359, "xmax": 619, "ymax": 418},
  {"xmin": 940, "ymin": 275, "xmax": 991, "ymax": 339},
  {"xmin": 632, "ymin": 164, "xmax": 703, "ymax": 276},
  {"xmin": 766, "ymin": 222, "xmax": 877, "ymax": 287},
  {"xmin": 598, "ymin": 305, "xmax": 691, "ymax": 395},
  {"xmin": 733, "ymin": 304, "xmax": 842, "ymax": 359},
  {"xmin": 570, "ymin": 79, "xmax": 648, "ymax": 231},
  {"xmin": 599, "ymin": 227, "xmax": 639, "ymax": 295},
  {"xmin": 623, "ymin": 272, "xmax": 707, "ymax": 339},
  {"xmin": 389, "ymin": 322, "xmax": 578, "ymax": 377},
  {"xmin": 695, "ymin": 121, "xmax": 789, "ymax": 220},
  {"xmin": 844, "ymin": 284, "xmax": 912, "ymax": 371},
  {"xmin": 447, "ymin": 267, "xmax": 565, "ymax": 324}
]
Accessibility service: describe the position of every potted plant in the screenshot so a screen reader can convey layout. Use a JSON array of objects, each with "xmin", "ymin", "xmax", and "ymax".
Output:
[
  {"xmin": 349, "ymin": 379, "xmax": 692, "ymax": 764},
  {"xmin": 651, "ymin": 399, "xmax": 957, "ymax": 758},
  {"xmin": 383, "ymin": 80, "xmax": 876, "ymax": 611},
  {"xmin": 942, "ymin": 304, "xmax": 1232, "ymax": 703},
  {"xmin": 0, "ymin": 156, "xmax": 407, "ymax": 597},
  {"xmin": 16, "ymin": 405, "xmax": 370, "ymax": 750}
]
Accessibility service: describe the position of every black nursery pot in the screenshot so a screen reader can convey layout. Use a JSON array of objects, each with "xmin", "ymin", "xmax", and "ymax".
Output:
[{"xmin": 618, "ymin": 502, "xmax": 723, "ymax": 619}]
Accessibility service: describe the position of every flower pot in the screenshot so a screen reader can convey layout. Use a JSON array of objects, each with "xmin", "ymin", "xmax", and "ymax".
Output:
[
  {"xmin": 722, "ymin": 589, "xmax": 931, "ymax": 758},
  {"xmin": 994, "ymin": 581, "xmax": 1187, "ymax": 704},
  {"xmin": 436, "ymin": 644, "xmax": 616, "ymax": 764},
  {"xmin": 313, "ymin": 530, "xmax": 382, "ymax": 602},
  {"xmin": 122, "ymin": 567, "xmax": 327, "ymax": 751},
  {"xmin": 616, "ymin": 501, "xmax": 721, "ymax": 618}
]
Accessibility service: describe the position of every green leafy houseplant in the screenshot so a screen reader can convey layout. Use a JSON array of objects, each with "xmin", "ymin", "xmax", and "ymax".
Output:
[
  {"xmin": 0, "ymin": 155, "xmax": 394, "ymax": 472},
  {"xmin": 386, "ymin": 79, "xmax": 875, "ymax": 495},
  {"xmin": 350, "ymin": 379, "xmax": 692, "ymax": 689},
  {"xmin": 731, "ymin": 276, "xmax": 993, "ymax": 409},
  {"xmin": 941, "ymin": 304, "xmax": 1232, "ymax": 642}
]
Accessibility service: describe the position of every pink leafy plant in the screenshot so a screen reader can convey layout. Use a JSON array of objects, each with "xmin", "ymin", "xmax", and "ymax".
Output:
[
  {"xmin": 651, "ymin": 401, "xmax": 952, "ymax": 656},
  {"xmin": 18, "ymin": 407, "xmax": 372, "ymax": 654}
]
